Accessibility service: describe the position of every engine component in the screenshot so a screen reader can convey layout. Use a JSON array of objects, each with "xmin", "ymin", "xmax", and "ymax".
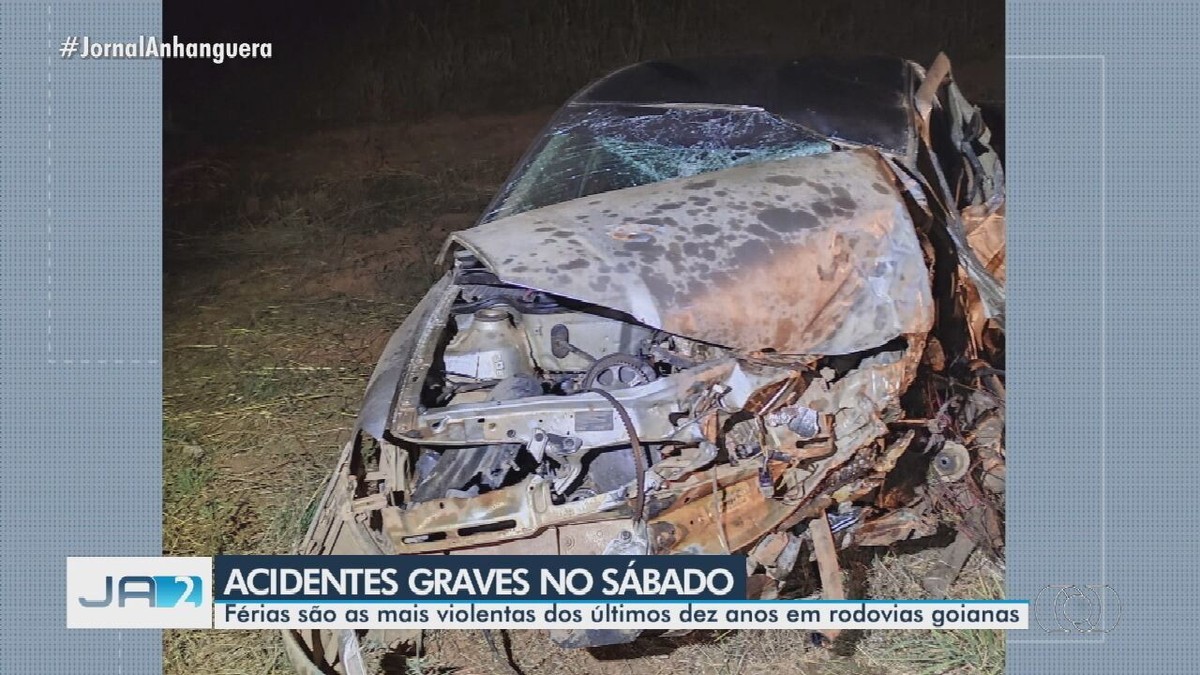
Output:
[
  {"xmin": 529, "ymin": 429, "xmax": 587, "ymax": 494},
  {"xmin": 410, "ymin": 443, "xmax": 522, "ymax": 503},
  {"xmin": 527, "ymin": 429, "xmax": 583, "ymax": 462},
  {"xmin": 586, "ymin": 445, "xmax": 653, "ymax": 493},
  {"xmin": 442, "ymin": 306, "xmax": 535, "ymax": 381},
  {"xmin": 582, "ymin": 353, "xmax": 657, "ymax": 391},
  {"xmin": 522, "ymin": 312, "xmax": 653, "ymax": 372},
  {"xmin": 932, "ymin": 441, "xmax": 971, "ymax": 483},
  {"xmin": 488, "ymin": 373, "xmax": 542, "ymax": 400},
  {"xmin": 550, "ymin": 324, "xmax": 573, "ymax": 359},
  {"xmin": 549, "ymin": 323, "xmax": 597, "ymax": 363}
]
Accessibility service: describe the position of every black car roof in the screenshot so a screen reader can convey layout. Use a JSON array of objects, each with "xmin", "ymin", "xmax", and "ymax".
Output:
[{"xmin": 571, "ymin": 55, "xmax": 916, "ymax": 156}]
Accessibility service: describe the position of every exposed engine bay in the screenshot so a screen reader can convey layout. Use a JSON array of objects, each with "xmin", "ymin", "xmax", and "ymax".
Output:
[
  {"xmin": 419, "ymin": 280, "xmax": 666, "ymax": 504},
  {"xmin": 398, "ymin": 267, "xmax": 917, "ymax": 521},
  {"xmin": 324, "ymin": 230, "xmax": 1004, "ymax": 563}
]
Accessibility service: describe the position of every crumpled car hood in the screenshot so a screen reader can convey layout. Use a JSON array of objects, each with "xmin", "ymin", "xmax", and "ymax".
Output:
[{"xmin": 449, "ymin": 148, "xmax": 933, "ymax": 355}]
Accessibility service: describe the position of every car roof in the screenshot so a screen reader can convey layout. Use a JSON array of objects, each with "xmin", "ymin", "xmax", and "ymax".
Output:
[{"xmin": 569, "ymin": 55, "xmax": 917, "ymax": 156}]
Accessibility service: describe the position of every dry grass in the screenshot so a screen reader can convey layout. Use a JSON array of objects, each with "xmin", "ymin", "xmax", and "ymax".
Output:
[
  {"xmin": 163, "ymin": 112, "xmax": 1003, "ymax": 675},
  {"xmin": 857, "ymin": 551, "xmax": 1006, "ymax": 675},
  {"xmin": 163, "ymin": 119, "xmax": 515, "ymax": 673},
  {"xmin": 162, "ymin": 281, "xmax": 406, "ymax": 673}
]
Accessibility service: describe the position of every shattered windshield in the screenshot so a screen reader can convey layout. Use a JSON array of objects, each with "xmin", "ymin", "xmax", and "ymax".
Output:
[{"xmin": 482, "ymin": 106, "xmax": 833, "ymax": 223}]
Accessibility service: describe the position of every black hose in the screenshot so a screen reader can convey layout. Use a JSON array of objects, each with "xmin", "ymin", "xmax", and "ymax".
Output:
[{"xmin": 586, "ymin": 387, "xmax": 647, "ymax": 524}]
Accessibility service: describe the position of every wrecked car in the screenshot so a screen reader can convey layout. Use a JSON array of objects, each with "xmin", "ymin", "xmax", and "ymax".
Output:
[{"xmin": 285, "ymin": 54, "xmax": 1006, "ymax": 671}]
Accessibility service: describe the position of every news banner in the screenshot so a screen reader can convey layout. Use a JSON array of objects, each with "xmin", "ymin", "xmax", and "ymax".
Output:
[{"xmin": 66, "ymin": 555, "xmax": 1027, "ymax": 632}]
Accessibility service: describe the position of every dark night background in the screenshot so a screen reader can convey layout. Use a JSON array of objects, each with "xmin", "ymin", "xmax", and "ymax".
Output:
[
  {"xmin": 161, "ymin": 3, "xmax": 1004, "ymax": 673},
  {"xmin": 165, "ymin": 0, "xmax": 1002, "ymax": 145}
]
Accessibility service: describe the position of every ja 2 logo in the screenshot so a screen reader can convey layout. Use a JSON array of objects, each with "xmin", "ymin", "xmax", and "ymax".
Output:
[{"xmin": 78, "ymin": 575, "xmax": 204, "ymax": 608}]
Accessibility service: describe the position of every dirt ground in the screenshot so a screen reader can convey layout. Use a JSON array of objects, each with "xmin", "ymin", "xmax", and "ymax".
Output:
[{"xmin": 163, "ymin": 108, "xmax": 1003, "ymax": 675}]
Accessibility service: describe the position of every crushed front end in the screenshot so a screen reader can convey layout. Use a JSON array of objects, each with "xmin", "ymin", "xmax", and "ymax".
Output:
[{"xmin": 292, "ymin": 148, "xmax": 1006, "ymax": 659}]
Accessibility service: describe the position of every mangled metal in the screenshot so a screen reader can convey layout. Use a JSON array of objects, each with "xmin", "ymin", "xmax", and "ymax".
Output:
[
  {"xmin": 963, "ymin": 198, "xmax": 1006, "ymax": 284},
  {"xmin": 449, "ymin": 148, "xmax": 933, "ymax": 355},
  {"xmin": 288, "ymin": 53, "xmax": 1006, "ymax": 670}
]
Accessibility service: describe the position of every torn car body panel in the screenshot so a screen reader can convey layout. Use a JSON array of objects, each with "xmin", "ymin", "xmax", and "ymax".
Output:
[{"xmin": 963, "ymin": 198, "xmax": 1006, "ymax": 284}]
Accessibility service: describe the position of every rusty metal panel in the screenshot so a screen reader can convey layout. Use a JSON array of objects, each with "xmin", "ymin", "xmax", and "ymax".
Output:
[
  {"xmin": 647, "ymin": 462, "xmax": 799, "ymax": 555},
  {"xmin": 438, "ymin": 520, "xmax": 636, "ymax": 556},
  {"xmin": 557, "ymin": 520, "xmax": 636, "ymax": 555},
  {"xmin": 450, "ymin": 148, "xmax": 933, "ymax": 355},
  {"xmin": 963, "ymin": 200, "xmax": 1006, "ymax": 284},
  {"xmin": 448, "ymin": 528, "xmax": 560, "ymax": 556}
]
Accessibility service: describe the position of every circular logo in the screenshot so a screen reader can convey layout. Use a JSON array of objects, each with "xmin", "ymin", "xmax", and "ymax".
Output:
[{"xmin": 1032, "ymin": 584, "xmax": 1121, "ymax": 634}]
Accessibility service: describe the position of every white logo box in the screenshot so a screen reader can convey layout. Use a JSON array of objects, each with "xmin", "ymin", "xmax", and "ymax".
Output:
[{"xmin": 66, "ymin": 557, "xmax": 213, "ymax": 629}]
